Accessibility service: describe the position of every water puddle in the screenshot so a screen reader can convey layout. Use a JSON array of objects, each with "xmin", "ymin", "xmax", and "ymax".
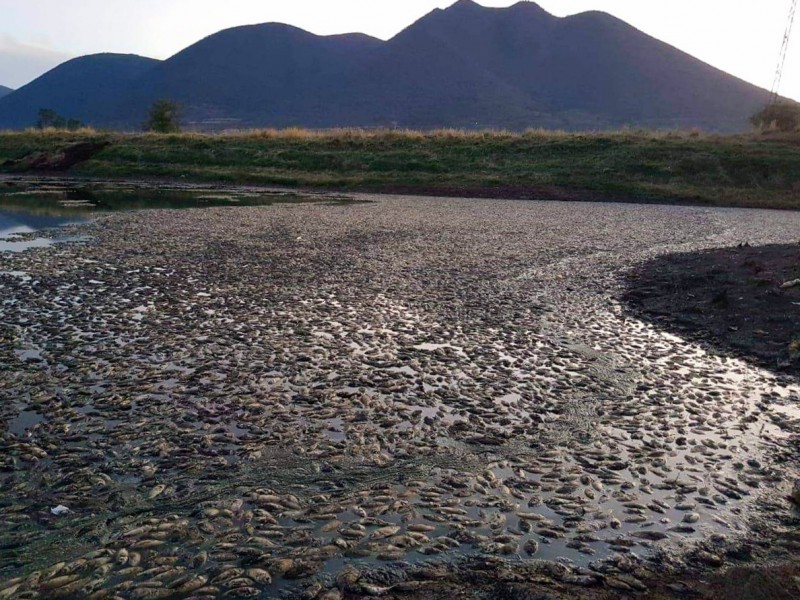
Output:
[
  {"xmin": 0, "ymin": 233, "xmax": 89, "ymax": 253},
  {"xmin": 8, "ymin": 409, "xmax": 45, "ymax": 437},
  {"xmin": 0, "ymin": 179, "xmax": 359, "ymax": 213},
  {"xmin": 0, "ymin": 270, "xmax": 32, "ymax": 282},
  {"xmin": 0, "ymin": 204, "xmax": 90, "ymax": 253},
  {"xmin": 413, "ymin": 343, "xmax": 464, "ymax": 352}
]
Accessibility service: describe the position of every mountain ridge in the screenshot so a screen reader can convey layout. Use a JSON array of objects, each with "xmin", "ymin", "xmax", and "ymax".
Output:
[
  {"xmin": 0, "ymin": 53, "xmax": 160, "ymax": 129},
  {"xmin": 0, "ymin": 1, "xmax": 773, "ymax": 131}
]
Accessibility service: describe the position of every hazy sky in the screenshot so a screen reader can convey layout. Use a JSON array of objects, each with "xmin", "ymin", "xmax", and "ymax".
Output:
[{"xmin": 1, "ymin": 0, "xmax": 798, "ymax": 100}]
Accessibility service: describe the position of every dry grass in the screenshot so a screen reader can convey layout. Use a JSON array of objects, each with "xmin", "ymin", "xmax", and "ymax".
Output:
[
  {"xmin": 183, "ymin": 127, "xmax": 521, "ymax": 140},
  {"xmin": 117, "ymin": 126, "xmax": 730, "ymax": 141},
  {"xmin": 0, "ymin": 124, "xmax": 784, "ymax": 148},
  {"xmin": 3, "ymin": 125, "xmax": 792, "ymax": 144},
  {"xmin": 14, "ymin": 126, "xmax": 103, "ymax": 136},
  {"xmin": 129, "ymin": 126, "xmax": 799, "ymax": 148},
  {"xmin": 163, "ymin": 126, "xmax": 719, "ymax": 141}
]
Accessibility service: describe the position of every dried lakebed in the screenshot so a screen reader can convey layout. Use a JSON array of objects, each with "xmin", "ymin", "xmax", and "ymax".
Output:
[{"xmin": 1, "ymin": 189, "xmax": 800, "ymax": 599}]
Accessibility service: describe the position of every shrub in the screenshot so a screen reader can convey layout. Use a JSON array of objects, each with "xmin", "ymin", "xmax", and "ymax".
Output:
[
  {"xmin": 751, "ymin": 103, "xmax": 800, "ymax": 133},
  {"xmin": 36, "ymin": 108, "xmax": 84, "ymax": 131},
  {"xmin": 144, "ymin": 100, "xmax": 182, "ymax": 133}
]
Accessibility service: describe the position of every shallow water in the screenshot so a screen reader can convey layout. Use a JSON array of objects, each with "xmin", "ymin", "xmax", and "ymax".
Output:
[
  {"xmin": 7, "ymin": 409, "xmax": 44, "ymax": 437},
  {"xmin": 0, "ymin": 179, "xmax": 359, "ymax": 253},
  {"xmin": 0, "ymin": 210, "xmax": 89, "ymax": 252},
  {"xmin": 0, "ymin": 179, "xmax": 355, "ymax": 214}
]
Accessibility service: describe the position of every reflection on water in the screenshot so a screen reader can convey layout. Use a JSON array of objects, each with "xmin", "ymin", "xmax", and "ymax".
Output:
[
  {"xmin": 0, "ymin": 179, "xmax": 359, "ymax": 252},
  {"xmin": 0, "ymin": 180, "xmax": 354, "ymax": 215},
  {"xmin": 0, "ymin": 209, "xmax": 89, "ymax": 252},
  {"xmin": 0, "ymin": 236, "xmax": 81, "ymax": 253}
]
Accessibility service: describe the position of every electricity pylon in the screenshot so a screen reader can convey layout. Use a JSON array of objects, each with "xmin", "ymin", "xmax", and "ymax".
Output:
[{"xmin": 770, "ymin": 0, "xmax": 797, "ymax": 104}]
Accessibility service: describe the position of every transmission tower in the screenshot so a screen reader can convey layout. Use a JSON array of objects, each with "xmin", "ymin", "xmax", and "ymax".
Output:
[{"xmin": 770, "ymin": 0, "xmax": 798, "ymax": 104}]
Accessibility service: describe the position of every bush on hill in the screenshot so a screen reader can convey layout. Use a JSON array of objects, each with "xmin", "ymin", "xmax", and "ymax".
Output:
[{"xmin": 751, "ymin": 103, "xmax": 800, "ymax": 133}]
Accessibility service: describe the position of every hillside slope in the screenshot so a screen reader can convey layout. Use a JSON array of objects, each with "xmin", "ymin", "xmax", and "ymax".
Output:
[
  {"xmin": 0, "ymin": 85, "xmax": 11, "ymax": 99},
  {"xmin": 0, "ymin": 54, "xmax": 160, "ymax": 129},
  {"xmin": 388, "ymin": 1, "xmax": 771, "ymax": 130},
  {"xmin": 113, "ymin": 24, "xmax": 382, "ymax": 128}
]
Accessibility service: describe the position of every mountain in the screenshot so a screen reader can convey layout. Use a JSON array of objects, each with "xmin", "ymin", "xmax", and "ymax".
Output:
[
  {"xmin": 115, "ymin": 24, "xmax": 382, "ymax": 128},
  {"xmin": 360, "ymin": 0, "xmax": 771, "ymax": 130},
  {"xmin": 0, "ymin": 54, "xmax": 160, "ymax": 129},
  {"xmin": 0, "ymin": 85, "xmax": 11, "ymax": 99},
  {"xmin": 0, "ymin": 1, "xmax": 773, "ymax": 131}
]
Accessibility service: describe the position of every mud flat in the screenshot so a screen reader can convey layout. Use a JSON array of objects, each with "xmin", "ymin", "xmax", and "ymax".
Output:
[{"xmin": 1, "ymin": 190, "xmax": 799, "ymax": 599}]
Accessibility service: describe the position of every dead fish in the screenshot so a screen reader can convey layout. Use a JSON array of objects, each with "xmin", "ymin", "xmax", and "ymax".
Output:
[
  {"xmin": 369, "ymin": 525, "xmax": 400, "ymax": 540},
  {"xmin": 245, "ymin": 569, "xmax": 271, "ymax": 585},
  {"xmin": 40, "ymin": 574, "xmax": 81, "ymax": 592},
  {"xmin": 115, "ymin": 548, "xmax": 129, "ymax": 565},
  {"xmin": 0, "ymin": 585, "xmax": 21, "ymax": 600},
  {"xmin": 360, "ymin": 583, "xmax": 391, "ymax": 596}
]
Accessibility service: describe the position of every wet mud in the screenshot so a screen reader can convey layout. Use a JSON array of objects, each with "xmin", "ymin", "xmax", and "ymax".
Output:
[{"xmin": 625, "ymin": 243, "xmax": 800, "ymax": 375}]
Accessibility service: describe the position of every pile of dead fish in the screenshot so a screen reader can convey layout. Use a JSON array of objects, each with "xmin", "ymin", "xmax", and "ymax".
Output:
[{"xmin": 1, "ymin": 193, "xmax": 799, "ymax": 599}]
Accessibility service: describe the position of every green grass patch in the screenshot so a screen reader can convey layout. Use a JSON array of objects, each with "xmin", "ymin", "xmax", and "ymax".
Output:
[{"xmin": 1, "ymin": 128, "xmax": 799, "ymax": 209}]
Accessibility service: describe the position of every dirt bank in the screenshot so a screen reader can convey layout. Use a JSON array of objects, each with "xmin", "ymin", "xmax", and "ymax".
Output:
[{"xmin": 624, "ymin": 243, "xmax": 800, "ymax": 376}]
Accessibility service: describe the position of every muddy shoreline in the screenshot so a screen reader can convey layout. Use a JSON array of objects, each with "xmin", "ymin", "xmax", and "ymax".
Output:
[
  {"xmin": 624, "ymin": 244, "xmax": 800, "ymax": 376},
  {"xmin": 0, "ymin": 173, "xmax": 764, "ymax": 210}
]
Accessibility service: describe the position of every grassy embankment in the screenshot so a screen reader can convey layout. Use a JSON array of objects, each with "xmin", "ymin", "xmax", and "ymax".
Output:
[{"xmin": 1, "ymin": 128, "xmax": 799, "ymax": 208}]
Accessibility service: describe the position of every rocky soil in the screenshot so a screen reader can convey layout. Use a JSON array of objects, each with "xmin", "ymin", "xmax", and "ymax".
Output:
[{"xmin": 1, "ymin": 192, "xmax": 799, "ymax": 599}]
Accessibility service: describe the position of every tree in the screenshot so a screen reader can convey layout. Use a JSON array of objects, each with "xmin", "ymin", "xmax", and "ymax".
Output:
[
  {"xmin": 65, "ymin": 118, "xmax": 83, "ymax": 131},
  {"xmin": 144, "ymin": 100, "xmax": 182, "ymax": 133},
  {"xmin": 751, "ymin": 103, "xmax": 800, "ymax": 133},
  {"xmin": 37, "ymin": 108, "xmax": 65, "ymax": 129},
  {"xmin": 36, "ymin": 108, "xmax": 84, "ymax": 130}
]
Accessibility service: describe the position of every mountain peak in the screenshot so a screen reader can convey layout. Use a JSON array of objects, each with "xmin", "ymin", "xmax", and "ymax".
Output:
[
  {"xmin": 445, "ymin": 1, "xmax": 550, "ymax": 16},
  {"xmin": 177, "ymin": 21, "xmax": 381, "ymax": 53},
  {"xmin": 0, "ymin": 53, "xmax": 159, "ymax": 129},
  {"xmin": 447, "ymin": 0, "xmax": 482, "ymax": 9},
  {"xmin": 435, "ymin": 1, "xmax": 553, "ymax": 24},
  {"xmin": 53, "ymin": 52, "xmax": 157, "ymax": 70},
  {"xmin": 508, "ymin": 2, "xmax": 551, "ymax": 16}
]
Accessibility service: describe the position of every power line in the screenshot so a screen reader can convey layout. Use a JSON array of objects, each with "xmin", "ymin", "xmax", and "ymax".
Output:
[{"xmin": 771, "ymin": 0, "xmax": 798, "ymax": 103}]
